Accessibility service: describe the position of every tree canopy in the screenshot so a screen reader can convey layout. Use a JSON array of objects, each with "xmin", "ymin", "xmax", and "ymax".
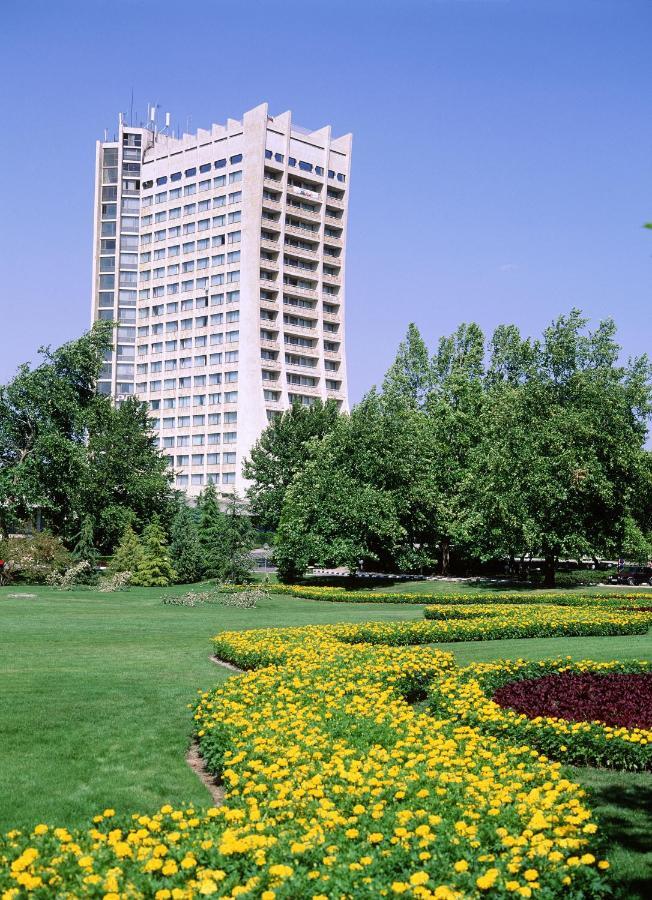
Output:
[
  {"xmin": 0, "ymin": 324, "xmax": 175, "ymax": 551},
  {"xmin": 265, "ymin": 312, "xmax": 652, "ymax": 585}
]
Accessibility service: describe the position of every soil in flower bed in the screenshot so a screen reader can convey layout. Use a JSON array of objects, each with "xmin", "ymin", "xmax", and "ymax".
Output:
[{"xmin": 493, "ymin": 672, "xmax": 652, "ymax": 729}]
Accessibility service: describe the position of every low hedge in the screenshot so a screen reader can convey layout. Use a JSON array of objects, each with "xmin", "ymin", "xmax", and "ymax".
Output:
[{"xmin": 220, "ymin": 583, "xmax": 652, "ymax": 607}]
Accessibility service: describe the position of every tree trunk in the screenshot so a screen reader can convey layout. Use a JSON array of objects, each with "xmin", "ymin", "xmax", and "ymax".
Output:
[
  {"xmin": 543, "ymin": 554, "xmax": 556, "ymax": 588},
  {"xmin": 441, "ymin": 537, "xmax": 450, "ymax": 576}
]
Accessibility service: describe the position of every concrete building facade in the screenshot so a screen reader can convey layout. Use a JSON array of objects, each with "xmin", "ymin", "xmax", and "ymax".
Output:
[{"xmin": 91, "ymin": 102, "xmax": 351, "ymax": 497}]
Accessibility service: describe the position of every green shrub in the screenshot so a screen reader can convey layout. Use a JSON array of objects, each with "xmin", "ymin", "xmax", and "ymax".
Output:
[{"xmin": 0, "ymin": 532, "xmax": 71, "ymax": 584}]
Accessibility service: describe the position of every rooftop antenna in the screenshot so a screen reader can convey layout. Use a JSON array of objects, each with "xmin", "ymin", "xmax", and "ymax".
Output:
[
  {"xmin": 160, "ymin": 111, "xmax": 171, "ymax": 135},
  {"xmin": 129, "ymin": 87, "xmax": 134, "ymax": 126}
]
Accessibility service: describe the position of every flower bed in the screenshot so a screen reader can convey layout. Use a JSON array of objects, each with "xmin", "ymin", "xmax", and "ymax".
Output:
[
  {"xmin": 493, "ymin": 672, "xmax": 652, "ymax": 730},
  {"xmin": 221, "ymin": 583, "xmax": 652, "ymax": 607},
  {"xmin": 0, "ymin": 623, "xmax": 616, "ymax": 898},
  {"xmin": 428, "ymin": 658, "xmax": 652, "ymax": 771}
]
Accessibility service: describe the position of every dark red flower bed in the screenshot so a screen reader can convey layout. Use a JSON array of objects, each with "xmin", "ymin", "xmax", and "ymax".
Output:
[
  {"xmin": 492, "ymin": 672, "xmax": 652, "ymax": 729},
  {"xmin": 619, "ymin": 606, "xmax": 652, "ymax": 613}
]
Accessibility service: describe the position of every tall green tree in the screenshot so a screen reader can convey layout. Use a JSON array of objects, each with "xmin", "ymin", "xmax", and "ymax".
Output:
[
  {"xmin": 467, "ymin": 311, "xmax": 652, "ymax": 585},
  {"xmin": 133, "ymin": 519, "xmax": 176, "ymax": 587},
  {"xmin": 210, "ymin": 493, "xmax": 255, "ymax": 583},
  {"xmin": 242, "ymin": 399, "xmax": 341, "ymax": 530},
  {"xmin": 109, "ymin": 524, "xmax": 145, "ymax": 577},
  {"xmin": 197, "ymin": 482, "xmax": 223, "ymax": 578},
  {"xmin": 0, "ymin": 324, "xmax": 175, "ymax": 550},
  {"xmin": 72, "ymin": 516, "xmax": 99, "ymax": 567},
  {"xmin": 81, "ymin": 397, "xmax": 174, "ymax": 552},
  {"xmin": 170, "ymin": 505, "xmax": 204, "ymax": 584},
  {"xmin": 275, "ymin": 388, "xmax": 440, "ymax": 579},
  {"xmin": 382, "ymin": 322, "xmax": 433, "ymax": 408},
  {"xmin": 0, "ymin": 323, "xmax": 112, "ymax": 539},
  {"xmin": 425, "ymin": 322, "xmax": 487, "ymax": 573}
]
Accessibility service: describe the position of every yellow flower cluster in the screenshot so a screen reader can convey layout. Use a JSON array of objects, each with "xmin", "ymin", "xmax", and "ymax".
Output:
[
  {"xmin": 1, "ymin": 622, "xmax": 614, "ymax": 898},
  {"xmin": 429, "ymin": 657, "xmax": 652, "ymax": 771}
]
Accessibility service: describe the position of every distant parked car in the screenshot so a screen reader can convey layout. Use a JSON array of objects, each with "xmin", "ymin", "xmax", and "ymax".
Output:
[{"xmin": 609, "ymin": 566, "xmax": 652, "ymax": 586}]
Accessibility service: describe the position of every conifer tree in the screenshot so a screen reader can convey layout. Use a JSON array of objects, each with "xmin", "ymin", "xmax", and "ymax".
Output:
[
  {"xmin": 73, "ymin": 516, "xmax": 99, "ymax": 566},
  {"xmin": 109, "ymin": 524, "xmax": 144, "ymax": 578},
  {"xmin": 71, "ymin": 515, "xmax": 99, "ymax": 583},
  {"xmin": 197, "ymin": 482, "xmax": 224, "ymax": 578},
  {"xmin": 213, "ymin": 493, "xmax": 255, "ymax": 583},
  {"xmin": 133, "ymin": 518, "xmax": 176, "ymax": 587},
  {"xmin": 170, "ymin": 505, "xmax": 203, "ymax": 584}
]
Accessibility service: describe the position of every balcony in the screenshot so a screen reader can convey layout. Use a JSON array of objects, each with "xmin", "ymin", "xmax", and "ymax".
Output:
[
  {"xmin": 285, "ymin": 201, "xmax": 321, "ymax": 221},
  {"xmin": 283, "ymin": 319, "xmax": 317, "ymax": 335},
  {"xmin": 262, "ymin": 195, "xmax": 282, "ymax": 212},
  {"xmin": 260, "ymin": 237, "xmax": 280, "ymax": 251},
  {"xmin": 260, "ymin": 258, "xmax": 279, "ymax": 272},
  {"xmin": 264, "ymin": 157, "xmax": 284, "ymax": 173},
  {"xmin": 285, "ymin": 360, "xmax": 318, "ymax": 376},
  {"xmin": 324, "ymin": 349, "xmax": 341, "ymax": 360},
  {"xmin": 260, "ymin": 297, "xmax": 278, "ymax": 312},
  {"xmin": 322, "ymin": 310, "xmax": 340, "ymax": 324},
  {"xmin": 322, "ymin": 272, "xmax": 341, "ymax": 285},
  {"xmin": 324, "ymin": 214, "xmax": 344, "ymax": 227},
  {"xmin": 284, "ymin": 242, "xmax": 319, "ymax": 261},
  {"xmin": 264, "ymin": 175, "xmax": 283, "ymax": 189},
  {"xmin": 282, "ymin": 282, "xmax": 317, "ymax": 300},
  {"xmin": 285, "ymin": 222, "xmax": 320, "ymax": 240},
  {"xmin": 286, "ymin": 383, "xmax": 322, "ymax": 397},
  {"xmin": 325, "ymin": 195, "xmax": 345, "ymax": 209},
  {"xmin": 261, "ymin": 358, "xmax": 282, "ymax": 371},
  {"xmin": 284, "ymin": 260, "xmax": 318, "ymax": 277},
  {"xmin": 260, "ymin": 338, "xmax": 280, "ymax": 351},
  {"xmin": 323, "ymin": 233, "xmax": 342, "ymax": 247}
]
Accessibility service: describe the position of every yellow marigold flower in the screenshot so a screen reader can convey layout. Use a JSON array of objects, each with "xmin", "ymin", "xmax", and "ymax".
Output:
[
  {"xmin": 269, "ymin": 864, "xmax": 293, "ymax": 878},
  {"xmin": 523, "ymin": 869, "xmax": 538, "ymax": 881},
  {"xmin": 33, "ymin": 824, "xmax": 48, "ymax": 836},
  {"xmin": 598, "ymin": 860, "xmax": 610, "ymax": 870},
  {"xmin": 368, "ymin": 832, "xmax": 384, "ymax": 844},
  {"xmin": 391, "ymin": 883, "xmax": 408, "ymax": 894},
  {"xmin": 476, "ymin": 868, "xmax": 499, "ymax": 890},
  {"xmin": 409, "ymin": 871, "xmax": 429, "ymax": 886},
  {"xmin": 454, "ymin": 860, "xmax": 469, "ymax": 872},
  {"xmin": 261, "ymin": 893, "xmax": 275, "ymax": 900},
  {"xmin": 580, "ymin": 853, "xmax": 596, "ymax": 865}
]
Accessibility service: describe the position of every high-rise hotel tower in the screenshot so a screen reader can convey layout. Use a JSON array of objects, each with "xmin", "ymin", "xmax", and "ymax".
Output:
[{"xmin": 91, "ymin": 102, "xmax": 351, "ymax": 496}]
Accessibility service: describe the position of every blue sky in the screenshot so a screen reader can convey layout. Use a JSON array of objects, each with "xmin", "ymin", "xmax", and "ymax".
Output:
[{"xmin": 1, "ymin": 0, "xmax": 650, "ymax": 401}]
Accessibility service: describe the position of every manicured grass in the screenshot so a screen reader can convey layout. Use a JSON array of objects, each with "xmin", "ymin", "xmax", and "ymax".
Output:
[
  {"xmin": 0, "ymin": 583, "xmax": 425, "ymax": 831},
  {"xmin": 0, "ymin": 581, "xmax": 650, "ymax": 896}
]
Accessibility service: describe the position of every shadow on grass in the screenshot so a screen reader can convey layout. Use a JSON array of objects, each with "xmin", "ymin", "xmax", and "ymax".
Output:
[
  {"xmin": 299, "ymin": 574, "xmax": 611, "ymax": 593},
  {"xmin": 572, "ymin": 769, "xmax": 652, "ymax": 899}
]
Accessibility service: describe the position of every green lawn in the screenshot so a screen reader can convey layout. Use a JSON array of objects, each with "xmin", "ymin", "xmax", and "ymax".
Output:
[{"xmin": 0, "ymin": 582, "xmax": 649, "ymax": 896}]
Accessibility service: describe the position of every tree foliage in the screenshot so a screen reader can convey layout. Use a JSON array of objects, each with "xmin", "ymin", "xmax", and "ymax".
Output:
[
  {"xmin": 197, "ymin": 485, "xmax": 254, "ymax": 583},
  {"xmin": 109, "ymin": 525, "xmax": 145, "ymax": 578},
  {"xmin": 133, "ymin": 519, "xmax": 176, "ymax": 587},
  {"xmin": 268, "ymin": 313, "xmax": 652, "ymax": 585},
  {"xmin": 170, "ymin": 505, "xmax": 204, "ymax": 584},
  {"xmin": 0, "ymin": 324, "xmax": 174, "ymax": 551},
  {"xmin": 242, "ymin": 399, "xmax": 341, "ymax": 530}
]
